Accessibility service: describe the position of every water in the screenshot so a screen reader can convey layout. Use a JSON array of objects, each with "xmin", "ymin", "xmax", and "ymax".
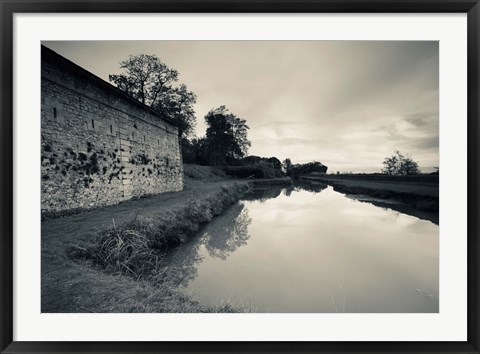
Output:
[{"xmin": 165, "ymin": 182, "xmax": 439, "ymax": 313}]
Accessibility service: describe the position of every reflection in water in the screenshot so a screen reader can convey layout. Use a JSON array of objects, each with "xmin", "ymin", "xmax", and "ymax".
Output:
[
  {"xmin": 242, "ymin": 180, "xmax": 327, "ymax": 202},
  {"xmin": 240, "ymin": 187, "xmax": 283, "ymax": 203},
  {"xmin": 156, "ymin": 240, "xmax": 202, "ymax": 288},
  {"xmin": 163, "ymin": 183, "xmax": 439, "ymax": 313},
  {"xmin": 204, "ymin": 204, "xmax": 252, "ymax": 260},
  {"xmin": 346, "ymin": 194, "xmax": 439, "ymax": 225},
  {"xmin": 163, "ymin": 203, "xmax": 251, "ymax": 287},
  {"xmin": 293, "ymin": 180, "xmax": 328, "ymax": 194}
]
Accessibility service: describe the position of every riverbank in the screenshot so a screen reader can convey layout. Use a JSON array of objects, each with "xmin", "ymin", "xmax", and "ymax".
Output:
[
  {"xmin": 300, "ymin": 174, "xmax": 439, "ymax": 224},
  {"xmin": 248, "ymin": 177, "xmax": 293, "ymax": 187},
  {"xmin": 69, "ymin": 183, "xmax": 250, "ymax": 279},
  {"xmin": 42, "ymin": 165, "xmax": 255, "ymax": 312}
]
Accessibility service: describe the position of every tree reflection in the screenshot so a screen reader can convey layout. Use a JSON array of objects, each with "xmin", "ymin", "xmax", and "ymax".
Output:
[
  {"xmin": 156, "ymin": 238, "xmax": 203, "ymax": 288},
  {"xmin": 160, "ymin": 202, "xmax": 252, "ymax": 287},
  {"xmin": 241, "ymin": 181, "xmax": 327, "ymax": 202},
  {"xmin": 203, "ymin": 203, "xmax": 252, "ymax": 260},
  {"xmin": 283, "ymin": 186, "xmax": 293, "ymax": 197},
  {"xmin": 160, "ymin": 181, "xmax": 328, "ymax": 288},
  {"xmin": 241, "ymin": 187, "xmax": 283, "ymax": 202},
  {"xmin": 294, "ymin": 180, "xmax": 328, "ymax": 193}
]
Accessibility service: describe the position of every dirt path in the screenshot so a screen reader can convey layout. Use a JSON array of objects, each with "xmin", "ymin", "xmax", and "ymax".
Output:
[{"xmin": 42, "ymin": 181, "xmax": 243, "ymax": 246}]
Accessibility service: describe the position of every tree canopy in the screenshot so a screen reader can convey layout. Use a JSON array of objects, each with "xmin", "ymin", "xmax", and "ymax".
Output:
[
  {"xmin": 240, "ymin": 156, "xmax": 282, "ymax": 170},
  {"xmin": 203, "ymin": 106, "xmax": 251, "ymax": 166},
  {"xmin": 109, "ymin": 54, "xmax": 196, "ymax": 138},
  {"xmin": 291, "ymin": 161, "xmax": 328, "ymax": 176},
  {"xmin": 382, "ymin": 151, "xmax": 420, "ymax": 175},
  {"xmin": 282, "ymin": 158, "xmax": 293, "ymax": 175},
  {"xmin": 281, "ymin": 159, "xmax": 328, "ymax": 176}
]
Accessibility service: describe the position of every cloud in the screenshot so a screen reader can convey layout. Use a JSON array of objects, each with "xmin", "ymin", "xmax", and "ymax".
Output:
[{"xmin": 42, "ymin": 40, "xmax": 439, "ymax": 172}]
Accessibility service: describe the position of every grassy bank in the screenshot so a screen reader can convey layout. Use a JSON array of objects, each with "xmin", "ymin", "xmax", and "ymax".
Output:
[
  {"xmin": 317, "ymin": 173, "xmax": 439, "ymax": 184},
  {"xmin": 42, "ymin": 258, "xmax": 248, "ymax": 313},
  {"xmin": 223, "ymin": 165, "xmax": 283, "ymax": 179},
  {"xmin": 301, "ymin": 175, "xmax": 439, "ymax": 214},
  {"xmin": 69, "ymin": 183, "xmax": 249, "ymax": 280},
  {"xmin": 328, "ymin": 181, "xmax": 438, "ymax": 211},
  {"xmin": 249, "ymin": 177, "xmax": 293, "ymax": 187},
  {"xmin": 42, "ymin": 165, "xmax": 313, "ymax": 312},
  {"xmin": 300, "ymin": 175, "xmax": 439, "ymax": 224},
  {"xmin": 42, "ymin": 165, "xmax": 253, "ymax": 313}
]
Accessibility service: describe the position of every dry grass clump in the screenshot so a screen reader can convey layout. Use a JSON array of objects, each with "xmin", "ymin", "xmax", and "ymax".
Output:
[{"xmin": 68, "ymin": 183, "xmax": 249, "ymax": 280}]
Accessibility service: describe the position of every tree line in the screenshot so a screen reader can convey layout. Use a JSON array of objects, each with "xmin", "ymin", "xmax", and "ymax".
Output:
[
  {"xmin": 110, "ymin": 53, "xmax": 323, "ymax": 174},
  {"xmin": 109, "ymin": 54, "xmax": 254, "ymax": 167},
  {"xmin": 110, "ymin": 53, "xmax": 425, "ymax": 177}
]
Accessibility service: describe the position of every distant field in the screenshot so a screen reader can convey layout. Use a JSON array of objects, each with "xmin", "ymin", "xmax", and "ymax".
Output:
[
  {"xmin": 327, "ymin": 177, "xmax": 437, "ymax": 197},
  {"xmin": 322, "ymin": 173, "xmax": 439, "ymax": 184},
  {"xmin": 303, "ymin": 176, "xmax": 438, "ymax": 197}
]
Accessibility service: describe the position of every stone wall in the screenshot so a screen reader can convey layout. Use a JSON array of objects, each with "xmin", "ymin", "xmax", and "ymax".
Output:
[{"xmin": 41, "ymin": 46, "xmax": 183, "ymax": 214}]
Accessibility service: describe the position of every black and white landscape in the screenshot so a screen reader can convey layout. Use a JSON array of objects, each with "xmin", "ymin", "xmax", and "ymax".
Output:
[{"xmin": 41, "ymin": 41, "xmax": 439, "ymax": 313}]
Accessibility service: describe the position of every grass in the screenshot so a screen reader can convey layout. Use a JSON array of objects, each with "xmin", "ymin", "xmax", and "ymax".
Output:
[
  {"xmin": 68, "ymin": 183, "xmax": 249, "ymax": 281},
  {"xmin": 298, "ymin": 174, "xmax": 439, "ymax": 225},
  {"xmin": 42, "ymin": 169, "xmax": 254, "ymax": 313},
  {"xmin": 302, "ymin": 175, "xmax": 439, "ymax": 214},
  {"xmin": 249, "ymin": 177, "xmax": 293, "ymax": 187},
  {"xmin": 322, "ymin": 173, "xmax": 439, "ymax": 183},
  {"xmin": 328, "ymin": 182, "xmax": 438, "ymax": 211},
  {"xmin": 182, "ymin": 164, "xmax": 231, "ymax": 188},
  {"xmin": 42, "ymin": 164, "xmax": 300, "ymax": 313},
  {"xmin": 223, "ymin": 165, "xmax": 284, "ymax": 179},
  {"xmin": 41, "ymin": 205, "xmax": 98, "ymax": 221},
  {"xmin": 42, "ymin": 258, "xmax": 249, "ymax": 313}
]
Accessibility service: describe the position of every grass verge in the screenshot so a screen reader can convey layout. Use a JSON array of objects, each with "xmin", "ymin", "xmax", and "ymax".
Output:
[
  {"xmin": 326, "ymin": 181, "xmax": 438, "ymax": 212},
  {"xmin": 68, "ymin": 183, "xmax": 249, "ymax": 281},
  {"xmin": 43, "ymin": 180, "xmax": 253, "ymax": 313},
  {"xmin": 42, "ymin": 259, "xmax": 251, "ymax": 313}
]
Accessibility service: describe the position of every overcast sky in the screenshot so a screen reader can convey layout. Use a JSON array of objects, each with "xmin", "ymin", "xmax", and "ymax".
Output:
[{"xmin": 43, "ymin": 41, "xmax": 439, "ymax": 173}]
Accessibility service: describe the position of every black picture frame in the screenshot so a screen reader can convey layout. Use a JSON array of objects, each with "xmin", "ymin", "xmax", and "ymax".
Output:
[{"xmin": 1, "ymin": 1, "xmax": 479, "ymax": 353}]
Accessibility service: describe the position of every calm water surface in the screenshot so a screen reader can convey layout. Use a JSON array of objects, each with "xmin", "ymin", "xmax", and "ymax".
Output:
[{"xmin": 165, "ymin": 182, "xmax": 439, "ymax": 313}]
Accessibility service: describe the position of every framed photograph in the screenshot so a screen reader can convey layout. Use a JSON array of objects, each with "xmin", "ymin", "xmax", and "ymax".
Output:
[{"xmin": 1, "ymin": 1, "xmax": 479, "ymax": 353}]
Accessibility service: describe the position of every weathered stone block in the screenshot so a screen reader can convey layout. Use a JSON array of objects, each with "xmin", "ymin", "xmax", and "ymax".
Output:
[{"xmin": 41, "ymin": 45, "xmax": 183, "ymax": 214}]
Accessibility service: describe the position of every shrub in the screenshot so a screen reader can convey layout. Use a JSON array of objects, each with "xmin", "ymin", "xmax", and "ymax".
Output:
[{"xmin": 222, "ymin": 166, "xmax": 282, "ymax": 179}]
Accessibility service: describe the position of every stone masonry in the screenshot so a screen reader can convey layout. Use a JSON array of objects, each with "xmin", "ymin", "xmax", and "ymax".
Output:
[{"xmin": 41, "ymin": 45, "xmax": 183, "ymax": 214}]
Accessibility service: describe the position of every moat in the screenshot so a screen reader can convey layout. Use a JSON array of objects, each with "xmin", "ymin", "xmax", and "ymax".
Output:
[{"xmin": 164, "ymin": 182, "xmax": 439, "ymax": 313}]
